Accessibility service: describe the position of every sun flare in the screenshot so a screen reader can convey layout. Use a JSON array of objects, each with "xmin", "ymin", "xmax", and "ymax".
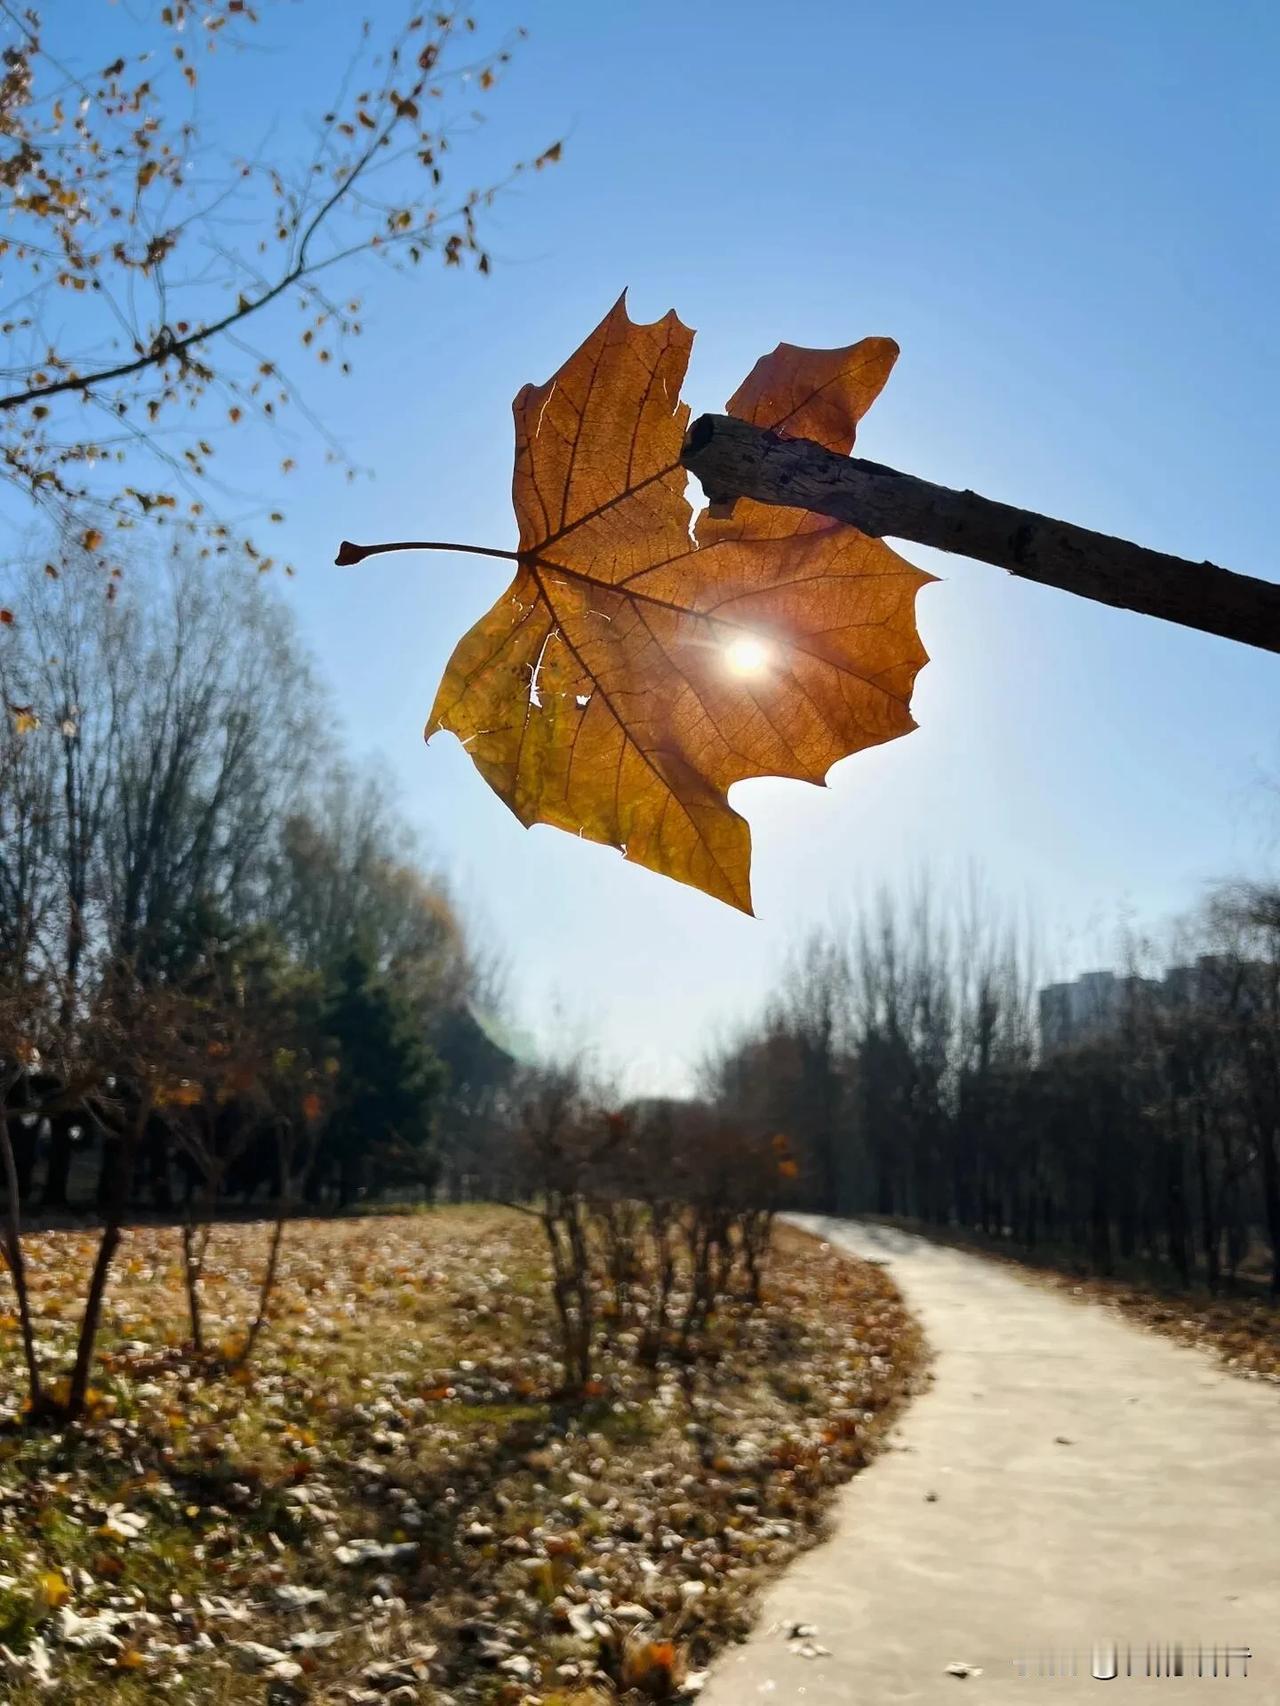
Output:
[{"xmin": 724, "ymin": 636, "xmax": 771, "ymax": 678}]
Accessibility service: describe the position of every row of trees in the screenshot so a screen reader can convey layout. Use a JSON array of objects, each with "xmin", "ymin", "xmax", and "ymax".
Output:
[
  {"xmin": 701, "ymin": 880, "xmax": 1280, "ymax": 1295},
  {"xmin": 0, "ymin": 0, "xmax": 562, "ymax": 1427},
  {"xmin": 0, "ymin": 544, "xmax": 514, "ymax": 1214},
  {"xmin": 0, "ymin": 540, "xmax": 522, "ymax": 1419}
]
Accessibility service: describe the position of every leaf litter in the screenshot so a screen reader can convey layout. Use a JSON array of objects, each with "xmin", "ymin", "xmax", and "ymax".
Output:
[{"xmin": 0, "ymin": 1209, "xmax": 924, "ymax": 1701}]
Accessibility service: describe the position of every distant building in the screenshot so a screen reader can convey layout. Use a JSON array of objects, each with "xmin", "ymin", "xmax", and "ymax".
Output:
[
  {"xmin": 1037, "ymin": 956, "xmax": 1263, "ymax": 1056},
  {"xmin": 1038, "ymin": 970, "xmax": 1150, "ymax": 1055}
]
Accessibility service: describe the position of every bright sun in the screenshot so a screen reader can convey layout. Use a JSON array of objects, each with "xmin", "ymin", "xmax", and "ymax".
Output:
[{"xmin": 724, "ymin": 636, "xmax": 770, "ymax": 678}]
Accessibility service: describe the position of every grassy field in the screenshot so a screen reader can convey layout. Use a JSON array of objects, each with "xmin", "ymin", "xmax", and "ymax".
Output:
[{"xmin": 0, "ymin": 1207, "xmax": 924, "ymax": 1702}]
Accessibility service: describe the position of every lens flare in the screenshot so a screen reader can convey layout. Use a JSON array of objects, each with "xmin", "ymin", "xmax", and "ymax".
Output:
[{"xmin": 724, "ymin": 636, "xmax": 770, "ymax": 677}]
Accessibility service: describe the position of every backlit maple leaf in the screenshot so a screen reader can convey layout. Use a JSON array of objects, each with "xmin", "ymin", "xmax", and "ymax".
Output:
[{"xmin": 372, "ymin": 297, "xmax": 932, "ymax": 911}]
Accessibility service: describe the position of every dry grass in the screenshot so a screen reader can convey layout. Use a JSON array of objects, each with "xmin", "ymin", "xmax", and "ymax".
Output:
[{"xmin": 0, "ymin": 1208, "xmax": 925, "ymax": 1702}]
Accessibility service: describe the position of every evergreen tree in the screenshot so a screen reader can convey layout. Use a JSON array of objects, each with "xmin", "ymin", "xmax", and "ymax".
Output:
[{"xmin": 317, "ymin": 952, "xmax": 444, "ymax": 1206}]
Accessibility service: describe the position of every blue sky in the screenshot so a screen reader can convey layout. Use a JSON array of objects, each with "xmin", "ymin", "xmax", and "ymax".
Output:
[{"xmin": 37, "ymin": 1, "xmax": 1280, "ymax": 1089}]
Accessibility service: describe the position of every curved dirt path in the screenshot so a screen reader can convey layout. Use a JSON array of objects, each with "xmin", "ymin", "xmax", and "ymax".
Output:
[{"xmin": 702, "ymin": 1218, "xmax": 1279, "ymax": 1703}]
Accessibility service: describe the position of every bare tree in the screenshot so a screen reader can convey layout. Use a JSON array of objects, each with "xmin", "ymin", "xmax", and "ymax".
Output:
[
  {"xmin": 98, "ymin": 555, "xmax": 322, "ymax": 975},
  {"xmin": 704, "ymin": 871, "xmax": 1280, "ymax": 1299},
  {"xmin": 503, "ymin": 1062, "xmax": 627, "ymax": 1394},
  {"xmin": 0, "ymin": 4, "xmax": 560, "ymax": 576}
]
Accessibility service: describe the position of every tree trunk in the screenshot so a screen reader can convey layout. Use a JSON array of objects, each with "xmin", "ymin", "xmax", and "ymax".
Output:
[
  {"xmin": 235, "ymin": 1122, "xmax": 297, "ymax": 1368},
  {"xmin": 11, "ymin": 1119, "xmax": 37, "ymax": 1201},
  {"xmin": 1194, "ymin": 1112, "xmax": 1220, "ymax": 1292},
  {"xmin": 147, "ymin": 1120, "xmax": 173, "ymax": 1211},
  {"xmin": 0, "ymin": 1106, "xmax": 42, "ymax": 1411},
  {"xmin": 41, "ymin": 1115, "xmax": 74, "ymax": 1208},
  {"xmin": 180, "ymin": 1218, "xmax": 210, "ymax": 1354},
  {"xmin": 1164, "ymin": 1138, "xmax": 1191, "ymax": 1286},
  {"xmin": 66, "ymin": 1223, "xmax": 121, "ymax": 1419},
  {"xmin": 1258, "ymin": 1126, "xmax": 1280, "ymax": 1296},
  {"xmin": 66, "ymin": 1096, "xmax": 148, "ymax": 1420}
]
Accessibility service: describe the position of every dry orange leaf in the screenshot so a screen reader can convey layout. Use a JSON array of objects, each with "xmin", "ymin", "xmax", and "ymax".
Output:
[
  {"xmin": 622, "ymin": 1634, "xmax": 684, "ymax": 1693},
  {"xmin": 353, "ymin": 296, "xmax": 932, "ymax": 911},
  {"xmin": 431, "ymin": 298, "xmax": 930, "ymax": 911},
  {"xmin": 34, "ymin": 1570, "xmax": 71, "ymax": 1610},
  {"xmin": 154, "ymin": 1078, "xmax": 202, "ymax": 1109}
]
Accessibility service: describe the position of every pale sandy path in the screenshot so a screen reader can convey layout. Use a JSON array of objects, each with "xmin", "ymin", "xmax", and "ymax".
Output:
[{"xmin": 701, "ymin": 1217, "xmax": 1279, "ymax": 1704}]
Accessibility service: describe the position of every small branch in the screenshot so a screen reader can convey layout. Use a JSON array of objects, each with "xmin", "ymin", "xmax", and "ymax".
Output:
[
  {"xmin": 682, "ymin": 414, "xmax": 1280, "ymax": 655},
  {"xmin": 496, "ymin": 1196, "xmax": 541, "ymax": 1219}
]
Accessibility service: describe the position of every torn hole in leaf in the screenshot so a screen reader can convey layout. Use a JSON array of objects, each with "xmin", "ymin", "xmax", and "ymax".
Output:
[
  {"xmin": 528, "ymin": 630, "xmax": 557, "ymax": 708},
  {"xmin": 575, "ymin": 693, "xmax": 591, "ymax": 709},
  {"xmin": 684, "ymin": 471, "xmax": 708, "ymax": 545}
]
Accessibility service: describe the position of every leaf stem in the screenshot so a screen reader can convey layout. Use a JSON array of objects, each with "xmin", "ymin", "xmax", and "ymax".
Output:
[{"xmin": 334, "ymin": 538, "xmax": 522, "ymax": 567}]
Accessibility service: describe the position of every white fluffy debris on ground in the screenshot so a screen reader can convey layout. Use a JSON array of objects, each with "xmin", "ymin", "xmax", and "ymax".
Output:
[{"xmin": 0, "ymin": 1211, "xmax": 923, "ymax": 1700}]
